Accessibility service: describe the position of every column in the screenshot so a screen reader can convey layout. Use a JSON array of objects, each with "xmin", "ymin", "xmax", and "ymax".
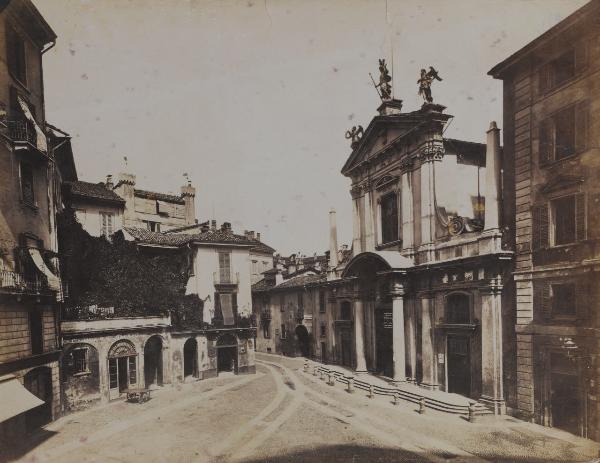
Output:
[
  {"xmin": 401, "ymin": 172, "xmax": 414, "ymax": 251},
  {"xmin": 352, "ymin": 196, "xmax": 362, "ymax": 254},
  {"xmin": 420, "ymin": 295, "xmax": 438, "ymax": 390},
  {"xmin": 353, "ymin": 298, "xmax": 367, "ymax": 373},
  {"xmin": 364, "ymin": 190, "xmax": 375, "ymax": 251},
  {"xmin": 391, "ymin": 282, "xmax": 406, "ymax": 383},
  {"xmin": 406, "ymin": 299, "xmax": 418, "ymax": 382},
  {"xmin": 480, "ymin": 275, "xmax": 506, "ymax": 414},
  {"xmin": 420, "ymin": 160, "xmax": 434, "ymax": 244}
]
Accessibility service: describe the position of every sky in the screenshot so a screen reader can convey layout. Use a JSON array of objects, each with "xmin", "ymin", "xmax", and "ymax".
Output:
[{"xmin": 35, "ymin": 0, "xmax": 586, "ymax": 255}]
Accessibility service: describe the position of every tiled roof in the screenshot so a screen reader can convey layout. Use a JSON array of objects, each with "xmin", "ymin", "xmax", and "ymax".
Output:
[
  {"xmin": 272, "ymin": 273, "xmax": 326, "ymax": 290},
  {"xmin": 251, "ymin": 278, "xmax": 274, "ymax": 292},
  {"xmin": 123, "ymin": 227, "xmax": 192, "ymax": 247},
  {"xmin": 250, "ymin": 240, "xmax": 276, "ymax": 255},
  {"xmin": 188, "ymin": 230, "xmax": 255, "ymax": 246},
  {"xmin": 67, "ymin": 181, "xmax": 125, "ymax": 205},
  {"xmin": 134, "ymin": 189, "xmax": 185, "ymax": 205}
]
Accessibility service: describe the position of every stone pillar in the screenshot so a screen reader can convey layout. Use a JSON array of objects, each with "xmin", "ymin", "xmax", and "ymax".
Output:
[
  {"xmin": 353, "ymin": 298, "xmax": 367, "ymax": 373},
  {"xmin": 406, "ymin": 299, "xmax": 417, "ymax": 382},
  {"xmin": 420, "ymin": 160, "xmax": 435, "ymax": 244},
  {"xmin": 480, "ymin": 275, "xmax": 506, "ymax": 414},
  {"xmin": 364, "ymin": 190, "xmax": 375, "ymax": 251},
  {"xmin": 351, "ymin": 192, "xmax": 362, "ymax": 254},
  {"xmin": 401, "ymin": 171, "xmax": 414, "ymax": 251},
  {"xmin": 484, "ymin": 122, "xmax": 502, "ymax": 230},
  {"xmin": 391, "ymin": 282, "xmax": 406, "ymax": 383},
  {"xmin": 420, "ymin": 295, "xmax": 438, "ymax": 390}
]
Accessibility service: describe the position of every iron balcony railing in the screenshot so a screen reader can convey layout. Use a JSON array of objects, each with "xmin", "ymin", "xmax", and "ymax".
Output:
[
  {"xmin": 213, "ymin": 271, "xmax": 239, "ymax": 286},
  {"xmin": 3, "ymin": 119, "xmax": 38, "ymax": 146},
  {"xmin": 261, "ymin": 309, "xmax": 271, "ymax": 321},
  {"xmin": 0, "ymin": 269, "xmax": 50, "ymax": 294}
]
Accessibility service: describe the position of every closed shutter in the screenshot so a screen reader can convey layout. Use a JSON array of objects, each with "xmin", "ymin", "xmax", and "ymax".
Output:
[
  {"xmin": 574, "ymin": 100, "xmax": 589, "ymax": 154},
  {"xmin": 587, "ymin": 193, "xmax": 600, "ymax": 240},
  {"xmin": 575, "ymin": 193, "xmax": 586, "ymax": 242},
  {"xmin": 532, "ymin": 204, "xmax": 549, "ymax": 250},
  {"xmin": 214, "ymin": 292, "xmax": 221, "ymax": 321},
  {"xmin": 538, "ymin": 64, "xmax": 550, "ymax": 95},
  {"xmin": 575, "ymin": 279, "xmax": 589, "ymax": 320},
  {"xmin": 574, "ymin": 41, "xmax": 588, "ymax": 74},
  {"xmin": 539, "ymin": 117, "xmax": 554, "ymax": 165},
  {"xmin": 535, "ymin": 280, "xmax": 552, "ymax": 320},
  {"xmin": 232, "ymin": 293, "xmax": 238, "ymax": 320}
]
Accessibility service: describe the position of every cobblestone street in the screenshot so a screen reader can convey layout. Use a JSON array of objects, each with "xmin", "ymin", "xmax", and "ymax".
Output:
[{"xmin": 10, "ymin": 354, "xmax": 599, "ymax": 463}]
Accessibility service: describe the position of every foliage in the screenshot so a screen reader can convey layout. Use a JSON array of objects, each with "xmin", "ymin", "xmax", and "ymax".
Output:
[{"xmin": 58, "ymin": 208, "xmax": 197, "ymax": 321}]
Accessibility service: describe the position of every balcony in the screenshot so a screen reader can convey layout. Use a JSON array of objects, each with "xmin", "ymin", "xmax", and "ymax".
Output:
[
  {"xmin": 261, "ymin": 309, "xmax": 271, "ymax": 321},
  {"xmin": 213, "ymin": 270, "xmax": 239, "ymax": 286},
  {"xmin": 0, "ymin": 270, "xmax": 51, "ymax": 295}
]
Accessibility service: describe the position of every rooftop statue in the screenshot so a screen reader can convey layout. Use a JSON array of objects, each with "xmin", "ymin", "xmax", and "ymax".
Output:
[
  {"xmin": 418, "ymin": 66, "xmax": 443, "ymax": 103},
  {"xmin": 370, "ymin": 59, "xmax": 392, "ymax": 101},
  {"xmin": 345, "ymin": 125, "xmax": 364, "ymax": 149}
]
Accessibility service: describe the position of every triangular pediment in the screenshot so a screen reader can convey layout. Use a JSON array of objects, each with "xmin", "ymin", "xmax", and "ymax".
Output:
[{"xmin": 539, "ymin": 175, "xmax": 584, "ymax": 194}]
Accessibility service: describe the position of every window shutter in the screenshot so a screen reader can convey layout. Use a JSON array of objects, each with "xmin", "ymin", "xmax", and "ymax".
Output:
[
  {"xmin": 538, "ymin": 64, "xmax": 549, "ymax": 95},
  {"xmin": 575, "ymin": 279, "xmax": 589, "ymax": 320},
  {"xmin": 214, "ymin": 292, "xmax": 221, "ymax": 320},
  {"xmin": 574, "ymin": 41, "xmax": 588, "ymax": 74},
  {"xmin": 574, "ymin": 100, "xmax": 589, "ymax": 153},
  {"xmin": 532, "ymin": 204, "xmax": 549, "ymax": 250},
  {"xmin": 587, "ymin": 193, "xmax": 600, "ymax": 240},
  {"xmin": 539, "ymin": 118, "xmax": 554, "ymax": 165},
  {"xmin": 575, "ymin": 193, "xmax": 586, "ymax": 242},
  {"xmin": 535, "ymin": 280, "xmax": 552, "ymax": 320}
]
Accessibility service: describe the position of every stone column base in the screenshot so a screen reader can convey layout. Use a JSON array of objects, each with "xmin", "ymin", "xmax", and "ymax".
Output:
[
  {"xmin": 479, "ymin": 395, "xmax": 506, "ymax": 415},
  {"xmin": 419, "ymin": 382, "xmax": 439, "ymax": 391}
]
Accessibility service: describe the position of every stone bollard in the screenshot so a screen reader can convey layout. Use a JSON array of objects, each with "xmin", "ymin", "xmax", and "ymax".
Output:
[
  {"xmin": 368, "ymin": 384, "xmax": 374, "ymax": 399},
  {"xmin": 393, "ymin": 392, "xmax": 400, "ymax": 405},
  {"xmin": 347, "ymin": 376, "xmax": 354, "ymax": 393},
  {"xmin": 468, "ymin": 402, "xmax": 477, "ymax": 423},
  {"xmin": 303, "ymin": 361, "xmax": 308, "ymax": 372},
  {"xmin": 312, "ymin": 365, "xmax": 318, "ymax": 376},
  {"xmin": 418, "ymin": 397, "xmax": 426, "ymax": 414},
  {"xmin": 328, "ymin": 372, "xmax": 334, "ymax": 386},
  {"xmin": 320, "ymin": 370, "xmax": 326, "ymax": 381}
]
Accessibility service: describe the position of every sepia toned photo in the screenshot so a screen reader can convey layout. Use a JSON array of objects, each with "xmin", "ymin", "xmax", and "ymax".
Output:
[{"xmin": 0, "ymin": 0, "xmax": 599, "ymax": 461}]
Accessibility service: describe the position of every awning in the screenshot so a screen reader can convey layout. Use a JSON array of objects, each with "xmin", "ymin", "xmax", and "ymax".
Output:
[
  {"xmin": 0, "ymin": 374, "xmax": 44, "ymax": 423},
  {"xmin": 17, "ymin": 95, "xmax": 48, "ymax": 153},
  {"xmin": 28, "ymin": 248, "xmax": 61, "ymax": 292},
  {"xmin": 220, "ymin": 293, "xmax": 235, "ymax": 326}
]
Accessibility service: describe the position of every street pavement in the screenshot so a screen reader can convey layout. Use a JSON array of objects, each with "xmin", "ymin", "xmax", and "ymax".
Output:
[{"xmin": 8, "ymin": 353, "xmax": 600, "ymax": 463}]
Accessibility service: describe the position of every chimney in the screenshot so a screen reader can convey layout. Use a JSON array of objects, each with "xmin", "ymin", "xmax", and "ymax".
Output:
[
  {"xmin": 221, "ymin": 222, "xmax": 232, "ymax": 233},
  {"xmin": 105, "ymin": 174, "xmax": 114, "ymax": 190},
  {"xmin": 114, "ymin": 172, "xmax": 136, "ymax": 226},
  {"xmin": 329, "ymin": 209, "xmax": 339, "ymax": 269},
  {"xmin": 275, "ymin": 269, "xmax": 284, "ymax": 285},
  {"xmin": 484, "ymin": 121, "xmax": 502, "ymax": 230},
  {"xmin": 211, "ymin": 220, "xmax": 217, "ymax": 231},
  {"xmin": 256, "ymin": 232, "xmax": 261, "ymax": 242},
  {"xmin": 181, "ymin": 181, "xmax": 196, "ymax": 226},
  {"xmin": 200, "ymin": 221, "xmax": 210, "ymax": 233}
]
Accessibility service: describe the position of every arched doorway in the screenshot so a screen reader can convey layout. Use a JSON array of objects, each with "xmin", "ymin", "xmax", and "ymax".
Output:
[
  {"xmin": 24, "ymin": 367, "xmax": 52, "ymax": 430},
  {"xmin": 108, "ymin": 340, "xmax": 137, "ymax": 400},
  {"xmin": 144, "ymin": 335, "xmax": 163, "ymax": 387},
  {"xmin": 183, "ymin": 338, "xmax": 198, "ymax": 379},
  {"xmin": 216, "ymin": 333, "xmax": 238, "ymax": 374},
  {"xmin": 295, "ymin": 325, "xmax": 310, "ymax": 357}
]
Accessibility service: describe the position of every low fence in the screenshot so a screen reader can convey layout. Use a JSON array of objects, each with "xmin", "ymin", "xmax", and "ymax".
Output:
[{"xmin": 303, "ymin": 361, "xmax": 492, "ymax": 422}]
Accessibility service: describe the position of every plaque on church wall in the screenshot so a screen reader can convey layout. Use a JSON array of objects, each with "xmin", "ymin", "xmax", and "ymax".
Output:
[{"xmin": 383, "ymin": 312, "xmax": 393, "ymax": 329}]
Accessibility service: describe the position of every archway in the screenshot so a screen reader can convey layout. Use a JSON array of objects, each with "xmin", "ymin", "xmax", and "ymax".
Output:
[
  {"xmin": 216, "ymin": 333, "xmax": 238, "ymax": 374},
  {"xmin": 294, "ymin": 325, "xmax": 310, "ymax": 357},
  {"xmin": 144, "ymin": 335, "xmax": 164, "ymax": 387},
  {"xmin": 183, "ymin": 338, "xmax": 198, "ymax": 379},
  {"xmin": 108, "ymin": 339, "xmax": 137, "ymax": 400},
  {"xmin": 23, "ymin": 367, "xmax": 53, "ymax": 430}
]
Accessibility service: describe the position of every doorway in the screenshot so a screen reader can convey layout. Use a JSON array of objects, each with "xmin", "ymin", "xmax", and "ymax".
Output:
[
  {"xmin": 447, "ymin": 336, "xmax": 471, "ymax": 397},
  {"xmin": 295, "ymin": 325, "xmax": 310, "ymax": 357},
  {"xmin": 321, "ymin": 342, "xmax": 327, "ymax": 364},
  {"xmin": 216, "ymin": 334, "xmax": 238, "ymax": 374},
  {"xmin": 340, "ymin": 329, "xmax": 352, "ymax": 367},
  {"xmin": 550, "ymin": 352, "xmax": 582, "ymax": 436},
  {"xmin": 184, "ymin": 338, "xmax": 198, "ymax": 378},
  {"xmin": 375, "ymin": 308, "xmax": 393, "ymax": 377},
  {"xmin": 24, "ymin": 367, "xmax": 52, "ymax": 430},
  {"xmin": 144, "ymin": 336, "xmax": 163, "ymax": 387},
  {"xmin": 108, "ymin": 340, "xmax": 137, "ymax": 399}
]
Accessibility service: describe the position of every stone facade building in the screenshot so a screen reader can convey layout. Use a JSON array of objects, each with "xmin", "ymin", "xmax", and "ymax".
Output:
[
  {"xmin": 489, "ymin": 0, "xmax": 600, "ymax": 440},
  {"xmin": 0, "ymin": 0, "xmax": 65, "ymax": 445}
]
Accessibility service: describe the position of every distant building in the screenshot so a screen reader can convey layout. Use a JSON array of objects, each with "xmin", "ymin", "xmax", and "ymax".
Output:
[
  {"xmin": 489, "ymin": 0, "xmax": 600, "ymax": 440},
  {"xmin": 0, "ymin": 0, "xmax": 65, "ymax": 447}
]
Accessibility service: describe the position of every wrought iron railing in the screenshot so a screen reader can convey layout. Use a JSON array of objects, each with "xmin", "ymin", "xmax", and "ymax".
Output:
[
  {"xmin": 3, "ymin": 119, "xmax": 37, "ymax": 146},
  {"xmin": 0, "ymin": 269, "xmax": 49, "ymax": 294},
  {"xmin": 213, "ymin": 271, "xmax": 239, "ymax": 285}
]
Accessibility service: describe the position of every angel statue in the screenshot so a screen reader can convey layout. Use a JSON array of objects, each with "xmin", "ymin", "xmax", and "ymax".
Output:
[
  {"xmin": 417, "ymin": 66, "xmax": 443, "ymax": 103},
  {"xmin": 345, "ymin": 125, "xmax": 364, "ymax": 149}
]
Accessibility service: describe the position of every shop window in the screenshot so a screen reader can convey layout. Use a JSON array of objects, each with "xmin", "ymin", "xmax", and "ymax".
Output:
[
  {"xmin": 380, "ymin": 193, "xmax": 399, "ymax": 244},
  {"xmin": 445, "ymin": 293, "xmax": 470, "ymax": 324}
]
